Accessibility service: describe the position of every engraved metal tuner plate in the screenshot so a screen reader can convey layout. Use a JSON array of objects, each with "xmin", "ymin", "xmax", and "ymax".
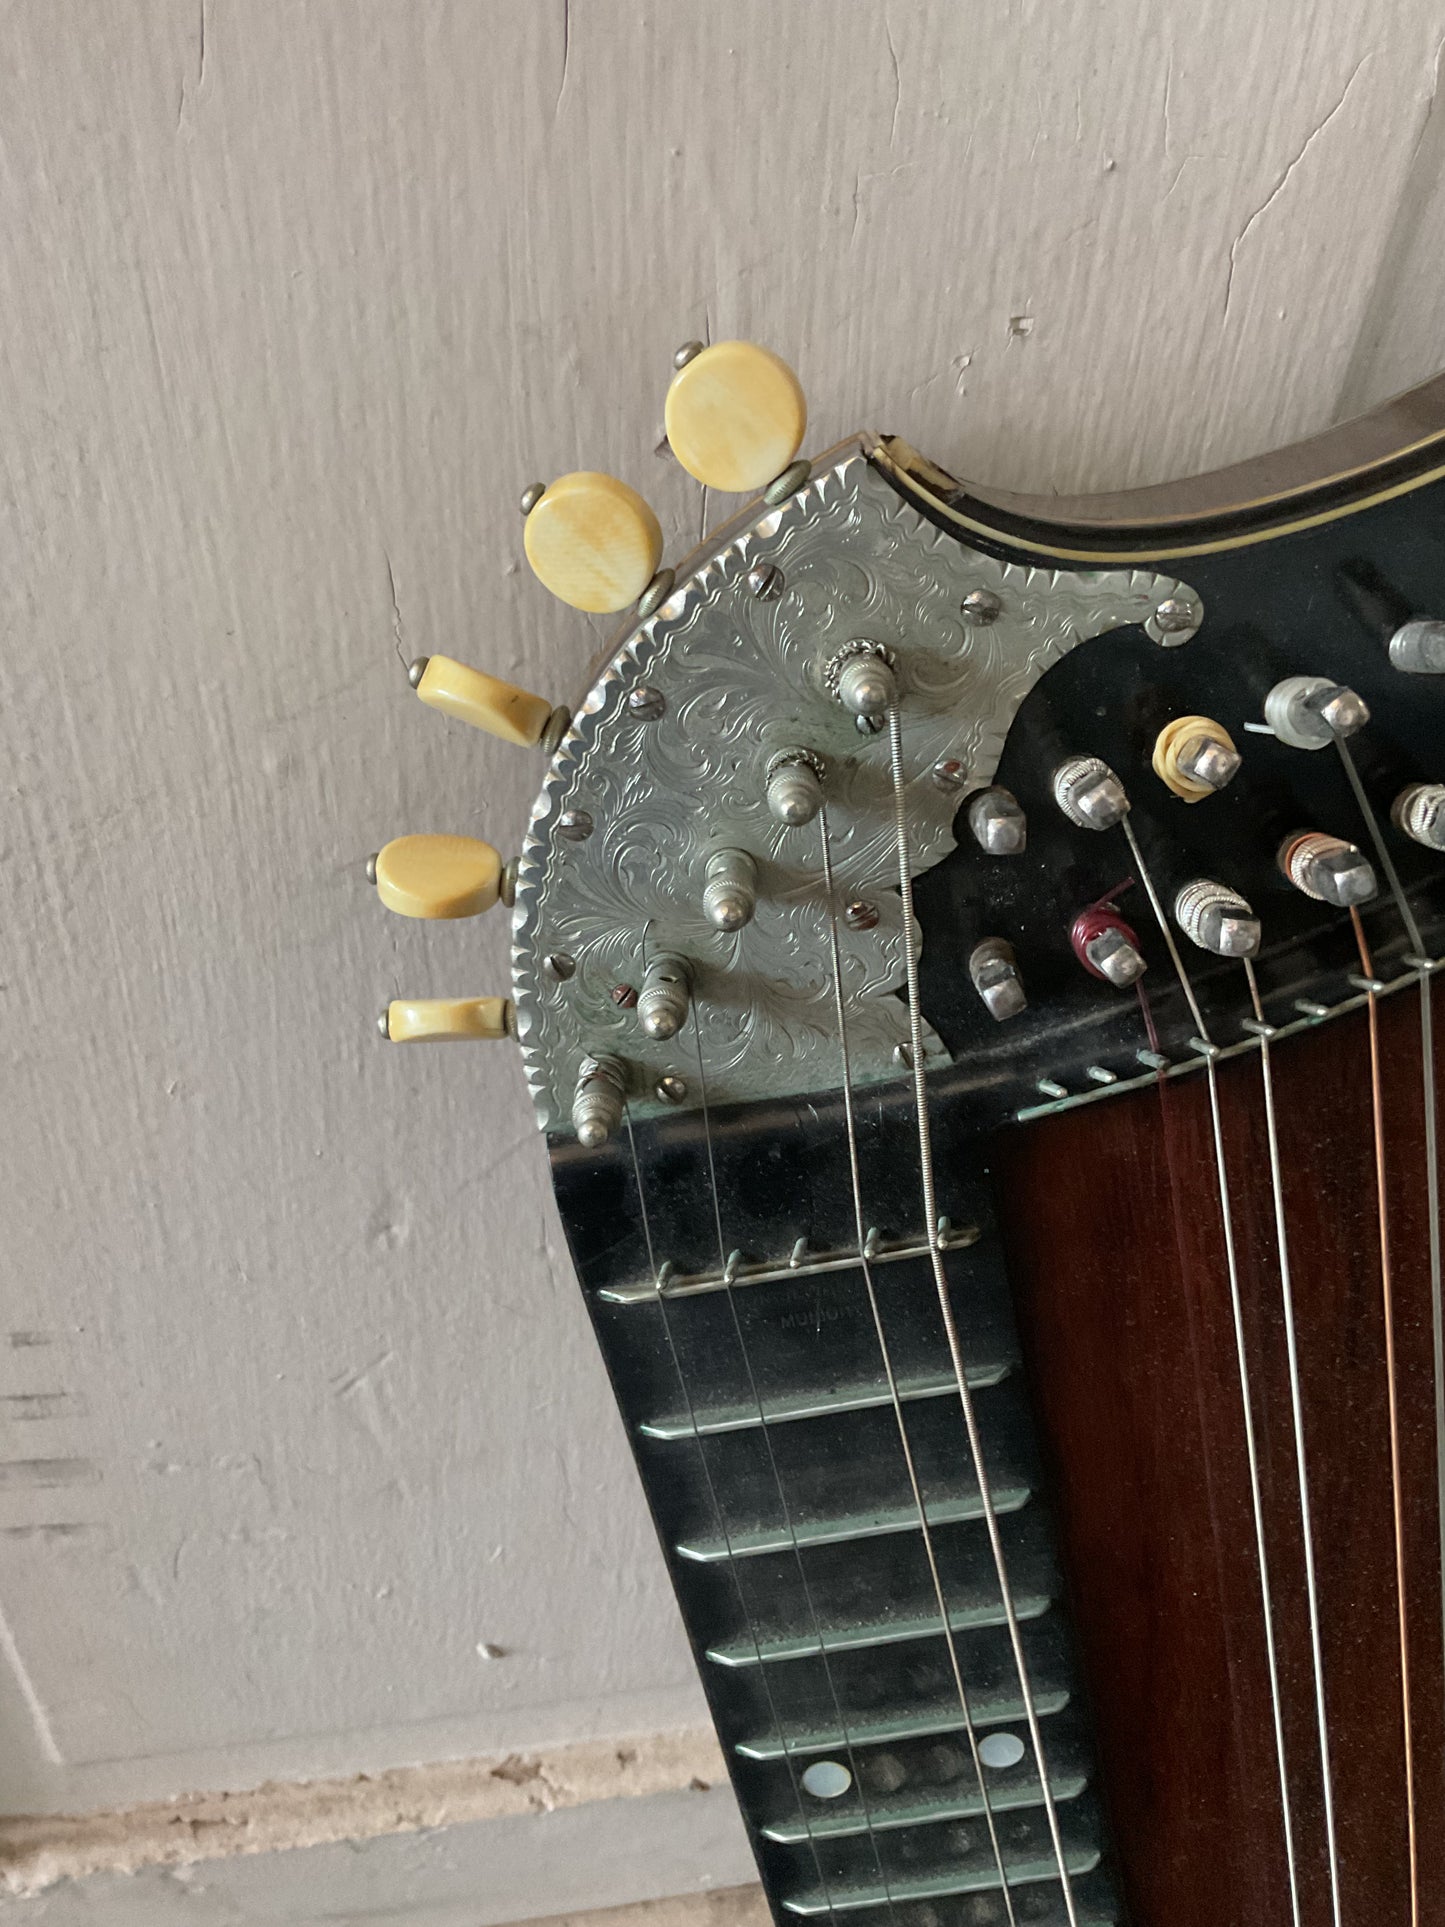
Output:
[{"xmin": 511, "ymin": 441, "xmax": 1195, "ymax": 1131}]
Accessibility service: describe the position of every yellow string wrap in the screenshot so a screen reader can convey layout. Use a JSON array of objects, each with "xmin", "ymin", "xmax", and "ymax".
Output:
[{"xmin": 1152, "ymin": 715, "xmax": 1239, "ymax": 803}]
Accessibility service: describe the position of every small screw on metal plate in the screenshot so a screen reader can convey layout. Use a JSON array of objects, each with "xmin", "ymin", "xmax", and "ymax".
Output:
[
  {"xmin": 892, "ymin": 1042, "xmax": 915, "ymax": 1070},
  {"xmin": 673, "ymin": 340, "xmax": 704, "ymax": 370},
  {"xmin": 844, "ymin": 900, "xmax": 880, "ymax": 931},
  {"xmin": 365, "ymin": 853, "xmax": 379, "ymax": 885},
  {"xmin": 1148, "ymin": 595, "xmax": 1202, "ymax": 645},
  {"xmin": 747, "ymin": 562, "xmax": 784, "ymax": 601},
  {"xmin": 406, "ymin": 656, "xmax": 430, "ymax": 689},
  {"xmin": 960, "ymin": 588, "xmax": 1002, "ymax": 627},
  {"xmin": 610, "ymin": 983, "xmax": 639, "ymax": 1009},
  {"xmin": 628, "ymin": 685, "xmax": 666, "ymax": 721},
  {"xmin": 655, "ymin": 1074, "xmax": 688, "ymax": 1105},
  {"xmin": 500, "ymin": 857, "xmax": 518, "ymax": 908},
  {"xmin": 931, "ymin": 758, "xmax": 970, "ymax": 793},
  {"xmin": 557, "ymin": 809, "xmax": 594, "ymax": 842},
  {"xmin": 637, "ymin": 568, "xmax": 675, "ymax": 620},
  {"xmin": 545, "ymin": 952, "xmax": 576, "ymax": 982},
  {"xmin": 520, "ymin": 482, "xmax": 546, "ymax": 516}
]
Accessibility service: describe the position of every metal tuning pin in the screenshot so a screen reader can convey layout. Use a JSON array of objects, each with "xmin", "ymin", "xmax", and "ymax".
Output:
[
  {"xmin": 1152, "ymin": 715, "xmax": 1241, "ymax": 800},
  {"xmin": 966, "ymin": 786, "xmax": 1027, "ymax": 854},
  {"xmin": 1052, "ymin": 756, "xmax": 1129, "ymax": 830},
  {"xmin": 571, "ymin": 1056, "xmax": 627, "ymax": 1148},
  {"xmin": 1337, "ymin": 560, "xmax": 1445, "ymax": 674},
  {"xmin": 1278, "ymin": 831, "xmax": 1378, "ymax": 906},
  {"xmin": 969, "ymin": 938, "xmax": 1027, "ymax": 1021},
  {"xmin": 379, "ymin": 997, "xmax": 514, "ymax": 1043},
  {"xmin": 663, "ymin": 340, "xmax": 807, "ymax": 495},
  {"xmin": 636, "ymin": 956, "xmax": 691, "ymax": 1041},
  {"xmin": 825, "ymin": 641, "xmax": 897, "ymax": 726},
  {"xmin": 522, "ymin": 471, "xmax": 666, "ymax": 614},
  {"xmin": 1393, "ymin": 782, "xmax": 1445, "ymax": 851},
  {"xmin": 765, "ymin": 749, "xmax": 826, "ymax": 826},
  {"xmin": 1070, "ymin": 906, "xmax": 1147, "ymax": 985},
  {"xmin": 408, "ymin": 655, "xmax": 568, "ymax": 752},
  {"xmin": 1173, "ymin": 880, "xmax": 1262, "ymax": 957},
  {"xmin": 703, "ymin": 849, "xmax": 758, "ymax": 931},
  {"xmin": 1263, "ymin": 674, "xmax": 1370, "ymax": 749},
  {"xmin": 372, "ymin": 834, "xmax": 512, "ymax": 920}
]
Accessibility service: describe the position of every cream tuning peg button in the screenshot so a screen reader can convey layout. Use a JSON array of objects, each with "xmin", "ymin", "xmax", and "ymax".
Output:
[
  {"xmin": 523, "ymin": 471, "xmax": 663, "ymax": 613},
  {"xmin": 381, "ymin": 997, "xmax": 514, "ymax": 1042},
  {"xmin": 664, "ymin": 341, "xmax": 807, "ymax": 493},
  {"xmin": 373, "ymin": 835, "xmax": 505, "ymax": 920},
  {"xmin": 408, "ymin": 655, "xmax": 564, "ymax": 750}
]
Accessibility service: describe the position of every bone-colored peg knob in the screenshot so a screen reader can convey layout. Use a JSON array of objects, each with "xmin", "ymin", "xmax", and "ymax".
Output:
[
  {"xmin": 409, "ymin": 655, "xmax": 560, "ymax": 749},
  {"xmin": 374, "ymin": 835, "xmax": 503, "ymax": 920},
  {"xmin": 523, "ymin": 472, "xmax": 663, "ymax": 613},
  {"xmin": 664, "ymin": 341, "xmax": 807, "ymax": 493},
  {"xmin": 381, "ymin": 997, "xmax": 514, "ymax": 1042}
]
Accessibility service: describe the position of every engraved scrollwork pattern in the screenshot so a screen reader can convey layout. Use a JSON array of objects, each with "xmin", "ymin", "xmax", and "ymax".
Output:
[{"xmin": 512, "ymin": 448, "xmax": 1195, "ymax": 1132}]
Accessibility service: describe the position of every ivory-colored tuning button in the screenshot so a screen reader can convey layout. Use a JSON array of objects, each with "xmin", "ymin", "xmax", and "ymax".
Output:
[
  {"xmin": 523, "ymin": 471, "xmax": 663, "ymax": 614},
  {"xmin": 409, "ymin": 655, "xmax": 561, "ymax": 749},
  {"xmin": 381, "ymin": 997, "xmax": 514, "ymax": 1042},
  {"xmin": 373, "ymin": 834, "xmax": 504, "ymax": 920},
  {"xmin": 664, "ymin": 341, "xmax": 807, "ymax": 493}
]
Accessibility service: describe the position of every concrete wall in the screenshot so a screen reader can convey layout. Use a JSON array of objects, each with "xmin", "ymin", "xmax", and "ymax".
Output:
[{"xmin": 2, "ymin": 0, "xmax": 1443, "ymax": 1916}]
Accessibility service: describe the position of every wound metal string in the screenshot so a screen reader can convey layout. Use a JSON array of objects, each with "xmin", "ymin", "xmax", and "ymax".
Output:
[
  {"xmin": 819, "ymin": 802, "xmax": 1018, "ymax": 1923},
  {"xmin": 1121, "ymin": 814, "xmax": 1303, "ymax": 1927},
  {"xmin": 886, "ymin": 703, "xmax": 1078, "ymax": 1926},
  {"xmin": 1243, "ymin": 958, "xmax": 1343, "ymax": 1927},
  {"xmin": 688, "ymin": 1019, "xmax": 902, "ymax": 1918},
  {"xmin": 1335, "ymin": 732, "xmax": 1445, "ymax": 1736},
  {"xmin": 621, "ymin": 1105, "xmax": 840, "ymax": 1914},
  {"xmin": 1350, "ymin": 908, "xmax": 1420, "ymax": 1927}
]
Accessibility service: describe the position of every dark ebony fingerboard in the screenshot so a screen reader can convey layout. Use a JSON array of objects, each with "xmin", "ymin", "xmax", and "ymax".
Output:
[{"xmin": 550, "ymin": 1080, "xmax": 1123, "ymax": 1927}]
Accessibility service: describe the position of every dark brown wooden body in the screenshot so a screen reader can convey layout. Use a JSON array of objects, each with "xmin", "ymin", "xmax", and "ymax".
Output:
[{"xmin": 997, "ymin": 980, "xmax": 1445, "ymax": 1924}]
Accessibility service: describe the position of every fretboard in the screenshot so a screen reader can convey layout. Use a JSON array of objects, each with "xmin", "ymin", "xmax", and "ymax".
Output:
[{"xmin": 552, "ymin": 1077, "xmax": 1122, "ymax": 1927}]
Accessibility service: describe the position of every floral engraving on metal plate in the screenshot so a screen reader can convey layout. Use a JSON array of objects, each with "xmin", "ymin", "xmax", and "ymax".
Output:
[{"xmin": 512, "ymin": 446, "xmax": 1196, "ymax": 1131}]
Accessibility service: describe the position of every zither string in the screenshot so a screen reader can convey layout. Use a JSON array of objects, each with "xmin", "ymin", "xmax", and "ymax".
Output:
[
  {"xmin": 1120, "ymin": 814, "xmax": 1303, "ymax": 1927},
  {"xmin": 1242, "ymin": 957, "xmax": 1343, "ymax": 1927},
  {"xmin": 687, "ymin": 1018, "xmax": 902, "ymax": 1916},
  {"xmin": 1335, "ymin": 732, "xmax": 1445, "ymax": 1750},
  {"xmin": 885, "ymin": 702, "xmax": 1079, "ymax": 1927},
  {"xmin": 620, "ymin": 1104, "xmax": 841, "ymax": 1914},
  {"xmin": 818, "ymin": 800, "xmax": 1018, "ymax": 1922},
  {"xmin": 1350, "ymin": 907, "xmax": 1420, "ymax": 1927}
]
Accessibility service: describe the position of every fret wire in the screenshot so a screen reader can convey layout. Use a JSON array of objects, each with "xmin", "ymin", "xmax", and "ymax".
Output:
[
  {"xmin": 886, "ymin": 702, "xmax": 1079, "ymax": 1927},
  {"xmin": 1334, "ymin": 731, "xmax": 1445, "ymax": 1747},
  {"xmin": 818, "ymin": 801, "xmax": 1019, "ymax": 1924},
  {"xmin": 1349, "ymin": 910, "xmax": 1421, "ymax": 1927},
  {"xmin": 621, "ymin": 1104, "xmax": 841, "ymax": 1912},
  {"xmin": 1243, "ymin": 958, "xmax": 1344, "ymax": 1927},
  {"xmin": 1120, "ymin": 814, "xmax": 1304, "ymax": 1927},
  {"xmin": 688, "ymin": 1018, "xmax": 904, "ymax": 1920}
]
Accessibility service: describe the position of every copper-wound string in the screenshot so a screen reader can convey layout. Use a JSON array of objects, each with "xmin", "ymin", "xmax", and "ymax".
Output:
[
  {"xmin": 687, "ymin": 1019, "xmax": 901, "ymax": 1917},
  {"xmin": 1120, "ymin": 814, "xmax": 1303, "ymax": 1927},
  {"xmin": 818, "ymin": 801, "xmax": 1018, "ymax": 1922},
  {"xmin": 1243, "ymin": 957, "xmax": 1344, "ymax": 1927},
  {"xmin": 885, "ymin": 703, "xmax": 1079, "ymax": 1927},
  {"xmin": 1350, "ymin": 908, "xmax": 1420, "ymax": 1927},
  {"xmin": 620, "ymin": 1106, "xmax": 839, "ymax": 1910},
  {"xmin": 1335, "ymin": 732, "xmax": 1445, "ymax": 1729}
]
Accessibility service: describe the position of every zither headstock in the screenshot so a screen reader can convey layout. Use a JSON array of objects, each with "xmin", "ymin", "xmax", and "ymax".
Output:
[{"xmin": 361, "ymin": 341, "xmax": 1445, "ymax": 1147}]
